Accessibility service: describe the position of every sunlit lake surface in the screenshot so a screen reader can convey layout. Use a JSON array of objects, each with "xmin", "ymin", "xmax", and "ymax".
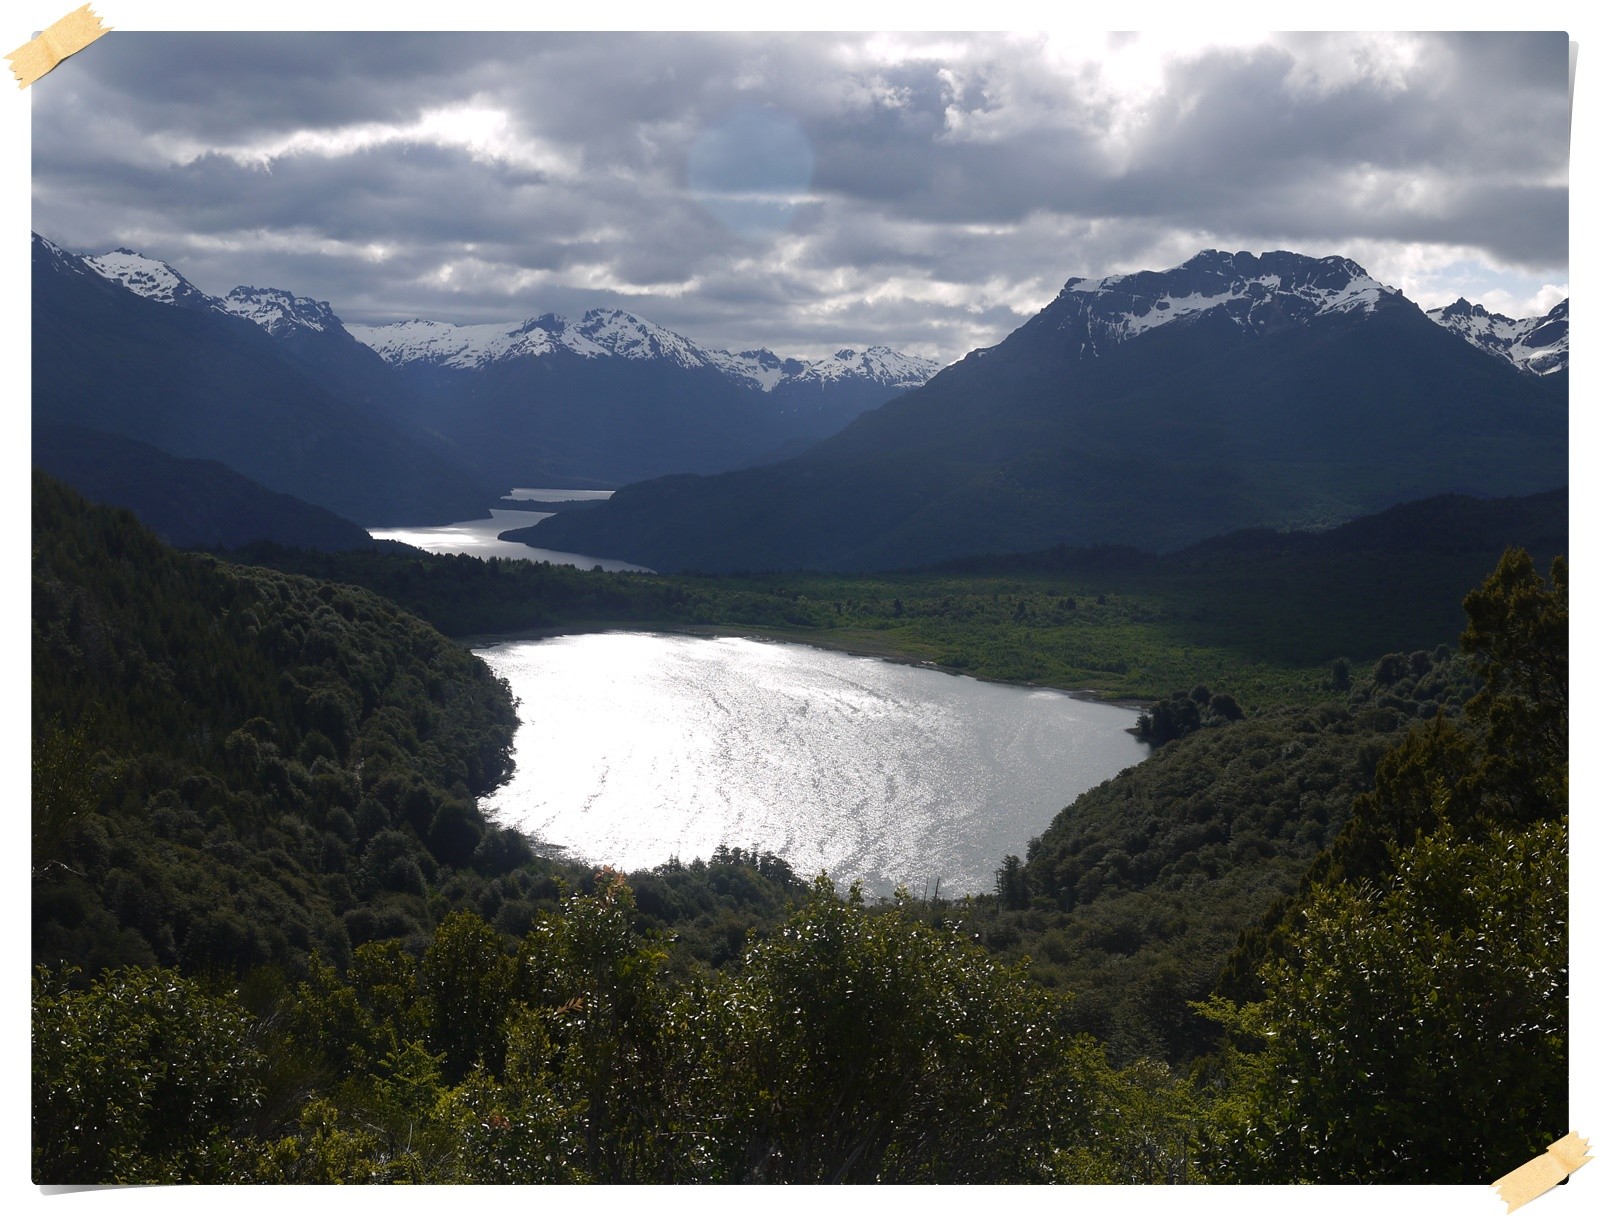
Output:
[
  {"xmin": 370, "ymin": 498, "xmax": 648, "ymax": 571},
  {"xmin": 476, "ymin": 631, "xmax": 1150, "ymax": 896}
]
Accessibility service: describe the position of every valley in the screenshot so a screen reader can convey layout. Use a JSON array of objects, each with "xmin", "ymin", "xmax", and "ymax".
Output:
[
  {"xmin": 32, "ymin": 234, "xmax": 1569, "ymax": 1186},
  {"xmin": 26, "ymin": 22, "xmax": 1577, "ymax": 1189},
  {"xmin": 370, "ymin": 504, "xmax": 649, "ymax": 569},
  {"xmin": 32, "ymin": 470, "xmax": 1567, "ymax": 1183},
  {"xmin": 242, "ymin": 484, "xmax": 1567, "ymax": 707}
]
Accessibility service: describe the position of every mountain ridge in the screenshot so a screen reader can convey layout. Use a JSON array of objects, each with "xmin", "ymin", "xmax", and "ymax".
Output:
[
  {"xmin": 42, "ymin": 236, "xmax": 1567, "ymax": 560},
  {"xmin": 73, "ymin": 241, "xmax": 941, "ymax": 399},
  {"xmin": 58, "ymin": 235, "xmax": 944, "ymax": 489},
  {"xmin": 62, "ymin": 238, "xmax": 1570, "ymax": 384},
  {"xmin": 1425, "ymin": 296, "xmax": 1568, "ymax": 376},
  {"xmin": 527, "ymin": 249, "xmax": 1567, "ymax": 572},
  {"xmin": 33, "ymin": 235, "xmax": 501, "ymax": 526},
  {"xmin": 345, "ymin": 309, "xmax": 942, "ymax": 397}
]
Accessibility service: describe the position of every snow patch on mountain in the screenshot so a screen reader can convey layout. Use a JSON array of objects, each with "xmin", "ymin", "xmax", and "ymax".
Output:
[
  {"xmin": 790, "ymin": 346, "xmax": 942, "ymax": 388},
  {"xmin": 45, "ymin": 233, "xmax": 941, "ymax": 422},
  {"xmin": 51, "ymin": 234, "xmax": 939, "ymax": 395},
  {"xmin": 574, "ymin": 308, "xmax": 706, "ymax": 366},
  {"xmin": 222, "ymin": 285, "xmax": 342, "ymax": 336},
  {"xmin": 1426, "ymin": 297, "xmax": 1568, "ymax": 376},
  {"xmin": 83, "ymin": 248, "xmax": 222, "ymax": 311},
  {"xmin": 704, "ymin": 348, "xmax": 805, "ymax": 391},
  {"xmin": 33, "ymin": 234, "xmax": 96, "ymax": 280},
  {"xmin": 350, "ymin": 309, "xmax": 939, "ymax": 394},
  {"xmin": 348, "ymin": 308, "xmax": 736, "ymax": 374},
  {"xmin": 347, "ymin": 314, "xmax": 600, "ymax": 367},
  {"xmin": 1045, "ymin": 250, "xmax": 1401, "ymax": 356},
  {"xmin": 348, "ymin": 318, "xmax": 509, "ymax": 365},
  {"xmin": 77, "ymin": 246, "xmax": 349, "ymax": 341}
]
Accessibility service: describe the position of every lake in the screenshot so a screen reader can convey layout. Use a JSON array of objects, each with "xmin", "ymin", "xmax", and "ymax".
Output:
[
  {"xmin": 369, "ymin": 488, "xmax": 650, "ymax": 570},
  {"xmin": 475, "ymin": 631, "xmax": 1149, "ymax": 897},
  {"xmin": 501, "ymin": 487, "xmax": 617, "ymax": 503}
]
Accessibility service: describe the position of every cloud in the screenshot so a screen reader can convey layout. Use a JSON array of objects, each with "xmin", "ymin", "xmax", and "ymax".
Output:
[{"xmin": 31, "ymin": 30, "xmax": 1570, "ymax": 363}]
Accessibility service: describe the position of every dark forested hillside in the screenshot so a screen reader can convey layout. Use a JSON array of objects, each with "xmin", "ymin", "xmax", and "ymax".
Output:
[
  {"xmin": 32, "ymin": 472, "xmax": 530, "ymax": 976},
  {"xmin": 28, "ymin": 480, "xmax": 1157, "ymax": 1182},
  {"xmin": 30, "ymin": 468, "xmax": 1565, "ymax": 1186},
  {"xmin": 982, "ymin": 650, "xmax": 1477, "ymax": 1063},
  {"xmin": 1198, "ymin": 548, "xmax": 1567, "ymax": 1183}
]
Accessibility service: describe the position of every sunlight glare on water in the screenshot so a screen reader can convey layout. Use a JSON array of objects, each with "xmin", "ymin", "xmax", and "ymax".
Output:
[
  {"xmin": 370, "ymin": 507, "xmax": 649, "ymax": 569},
  {"xmin": 476, "ymin": 632, "xmax": 1149, "ymax": 896}
]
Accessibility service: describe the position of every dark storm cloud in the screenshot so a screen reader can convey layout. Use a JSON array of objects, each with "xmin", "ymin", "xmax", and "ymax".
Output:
[
  {"xmin": 31, "ymin": 30, "xmax": 1570, "ymax": 362},
  {"xmin": 49, "ymin": 33, "xmax": 506, "ymax": 138}
]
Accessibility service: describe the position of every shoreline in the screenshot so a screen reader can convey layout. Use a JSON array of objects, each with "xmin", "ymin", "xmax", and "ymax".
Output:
[{"xmin": 456, "ymin": 619, "xmax": 1150, "ymax": 711}]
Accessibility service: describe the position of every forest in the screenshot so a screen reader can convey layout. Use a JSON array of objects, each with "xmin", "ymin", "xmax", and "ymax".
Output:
[{"xmin": 32, "ymin": 471, "xmax": 1567, "ymax": 1184}]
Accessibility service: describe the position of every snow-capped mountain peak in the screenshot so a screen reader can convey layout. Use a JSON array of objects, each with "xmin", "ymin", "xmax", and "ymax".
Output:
[
  {"xmin": 83, "ymin": 247, "xmax": 220, "ymax": 311},
  {"xmin": 346, "ymin": 307, "xmax": 724, "ymax": 370},
  {"xmin": 1042, "ymin": 249, "xmax": 1401, "ymax": 355},
  {"xmin": 46, "ymin": 235, "xmax": 941, "ymax": 398},
  {"xmin": 794, "ymin": 346, "xmax": 942, "ymax": 388},
  {"xmin": 71, "ymin": 242, "xmax": 348, "ymax": 341},
  {"xmin": 573, "ymin": 308, "xmax": 707, "ymax": 366},
  {"xmin": 704, "ymin": 347, "xmax": 807, "ymax": 391},
  {"xmin": 221, "ymin": 285, "xmax": 342, "ymax": 336},
  {"xmin": 347, "ymin": 308, "xmax": 940, "ymax": 395},
  {"xmin": 1426, "ymin": 296, "xmax": 1568, "ymax": 377},
  {"xmin": 346, "ymin": 317, "xmax": 546, "ymax": 367}
]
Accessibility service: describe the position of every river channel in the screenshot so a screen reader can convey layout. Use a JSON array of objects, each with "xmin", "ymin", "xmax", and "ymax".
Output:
[{"xmin": 369, "ymin": 488, "xmax": 649, "ymax": 570}]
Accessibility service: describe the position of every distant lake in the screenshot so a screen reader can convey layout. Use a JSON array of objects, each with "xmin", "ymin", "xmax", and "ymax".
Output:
[
  {"xmin": 502, "ymin": 487, "xmax": 616, "ymax": 503},
  {"xmin": 370, "ymin": 490, "xmax": 649, "ymax": 570},
  {"xmin": 476, "ymin": 631, "xmax": 1150, "ymax": 896}
]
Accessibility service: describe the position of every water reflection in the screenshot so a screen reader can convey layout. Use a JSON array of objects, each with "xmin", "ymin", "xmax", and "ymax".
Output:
[
  {"xmin": 477, "ymin": 631, "xmax": 1149, "ymax": 896},
  {"xmin": 371, "ymin": 507, "xmax": 648, "ymax": 571}
]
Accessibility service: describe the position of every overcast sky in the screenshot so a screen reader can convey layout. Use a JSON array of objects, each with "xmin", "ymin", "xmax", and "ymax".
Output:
[{"xmin": 29, "ymin": 23, "xmax": 1573, "ymax": 364}]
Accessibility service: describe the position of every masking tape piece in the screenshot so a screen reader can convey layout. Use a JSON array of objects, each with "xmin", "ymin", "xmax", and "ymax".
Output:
[
  {"xmin": 1494, "ymin": 1133, "xmax": 1591, "ymax": 1212},
  {"xmin": 6, "ymin": 6, "xmax": 110, "ymax": 89}
]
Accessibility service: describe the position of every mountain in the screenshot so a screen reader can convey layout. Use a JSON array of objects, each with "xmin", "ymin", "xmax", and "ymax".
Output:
[
  {"xmin": 34, "ymin": 422, "xmax": 374, "ymax": 552},
  {"xmin": 346, "ymin": 312, "xmax": 940, "ymax": 488},
  {"xmin": 35, "ymin": 235, "xmax": 500, "ymax": 526},
  {"xmin": 31, "ymin": 468, "xmax": 523, "ymax": 979},
  {"xmin": 1426, "ymin": 297, "xmax": 1568, "ymax": 376},
  {"xmin": 347, "ymin": 310, "xmax": 936, "ymax": 397},
  {"xmin": 220, "ymin": 283, "xmax": 344, "ymax": 335},
  {"xmin": 81, "ymin": 246, "xmax": 436, "ymax": 428},
  {"xmin": 66, "ymin": 237, "xmax": 940, "ymax": 493},
  {"xmin": 82, "ymin": 247, "xmax": 224, "ymax": 311},
  {"xmin": 1018, "ymin": 249, "xmax": 1398, "ymax": 347},
  {"xmin": 527, "ymin": 249, "xmax": 1567, "ymax": 572}
]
